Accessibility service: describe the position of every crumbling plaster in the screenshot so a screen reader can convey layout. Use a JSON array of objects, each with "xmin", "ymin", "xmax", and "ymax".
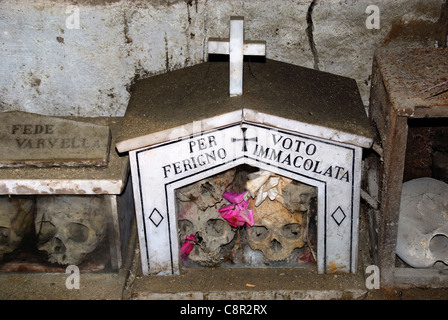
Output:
[{"xmin": 0, "ymin": 0, "xmax": 444, "ymax": 117}]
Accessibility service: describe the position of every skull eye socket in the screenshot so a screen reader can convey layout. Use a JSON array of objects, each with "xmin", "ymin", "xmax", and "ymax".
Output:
[
  {"xmin": 0, "ymin": 227, "xmax": 10, "ymax": 244},
  {"xmin": 37, "ymin": 221, "xmax": 56, "ymax": 244},
  {"xmin": 281, "ymin": 223, "xmax": 301, "ymax": 240},
  {"xmin": 68, "ymin": 223, "xmax": 89, "ymax": 243},
  {"xmin": 250, "ymin": 226, "xmax": 269, "ymax": 241},
  {"xmin": 206, "ymin": 219, "xmax": 226, "ymax": 237},
  {"xmin": 178, "ymin": 220, "xmax": 194, "ymax": 238},
  {"xmin": 429, "ymin": 234, "xmax": 448, "ymax": 258}
]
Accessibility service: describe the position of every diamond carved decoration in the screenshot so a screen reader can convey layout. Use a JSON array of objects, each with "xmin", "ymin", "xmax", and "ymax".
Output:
[
  {"xmin": 331, "ymin": 206, "xmax": 346, "ymax": 226},
  {"xmin": 149, "ymin": 208, "xmax": 164, "ymax": 227}
]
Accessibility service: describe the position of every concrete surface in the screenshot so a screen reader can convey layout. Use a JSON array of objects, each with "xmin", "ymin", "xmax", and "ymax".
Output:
[
  {"xmin": 1, "ymin": 219, "xmax": 448, "ymax": 301},
  {"xmin": 0, "ymin": 0, "xmax": 444, "ymax": 117},
  {"xmin": 1, "ymin": 264, "xmax": 448, "ymax": 300}
]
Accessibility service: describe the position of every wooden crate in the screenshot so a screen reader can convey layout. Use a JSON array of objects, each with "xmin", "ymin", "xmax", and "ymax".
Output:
[{"xmin": 368, "ymin": 48, "xmax": 448, "ymax": 287}]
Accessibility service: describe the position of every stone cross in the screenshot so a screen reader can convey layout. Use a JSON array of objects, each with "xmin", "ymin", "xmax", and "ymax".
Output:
[
  {"xmin": 208, "ymin": 16, "xmax": 266, "ymax": 96},
  {"xmin": 231, "ymin": 127, "xmax": 257, "ymax": 152}
]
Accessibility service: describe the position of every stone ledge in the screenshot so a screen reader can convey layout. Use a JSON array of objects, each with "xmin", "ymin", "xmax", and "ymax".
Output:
[{"xmin": 129, "ymin": 267, "xmax": 368, "ymax": 300}]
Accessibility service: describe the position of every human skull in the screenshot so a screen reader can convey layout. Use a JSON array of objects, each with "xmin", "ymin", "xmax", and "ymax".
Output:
[
  {"xmin": 0, "ymin": 197, "xmax": 35, "ymax": 260},
  {"xmin": 35, "ymin": 196, "xmax": 106, "ymax": 265},
  {"xmin": 276, "ymin": 181, "xmax": 317, "ymax": 213},
  {"xmin": 246, "ymin": 198, "xmax": 306, "ymax": 261},
  {"xmin": 396, "ymin": 178, "xmax": 448, "ymax": 268},
  {"xmin": 177, "ymin": 200, "xmax": 236, "ymax": 266},
  {"xmin": 176, "ymin": 169, "xmax": 237, "ymax": 266},
  {"xmin": 245, "ymin": 170, "xmax": 316, "ymax": 212},
  {"xmin": 176, "ymin": 169, "xmax": 235, "ymax": 211}
]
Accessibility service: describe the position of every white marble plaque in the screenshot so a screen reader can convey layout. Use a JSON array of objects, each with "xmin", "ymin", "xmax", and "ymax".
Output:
[{"xmin": 130, "ymin": 122, "xmax": 362, "ymax": 275}]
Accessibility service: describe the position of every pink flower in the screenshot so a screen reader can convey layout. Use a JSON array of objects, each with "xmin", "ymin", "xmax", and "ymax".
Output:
[
  {"xmin": 180, "ymin": 234, "xmax": 197, "ymax": 261},
  {"xmin": 218, "ymin": 192, "xmax": 254, "ymax": 228}
]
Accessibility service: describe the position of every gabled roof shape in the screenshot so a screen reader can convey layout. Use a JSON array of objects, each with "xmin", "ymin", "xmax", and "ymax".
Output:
[{"xmin": 116, "ymin": 59, "xmax": 373, "ymax": 153}]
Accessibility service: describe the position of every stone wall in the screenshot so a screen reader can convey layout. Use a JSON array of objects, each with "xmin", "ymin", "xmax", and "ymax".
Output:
[{"xmin": 0, "ymin": 0, "xmax": 446, "ymax": 117}]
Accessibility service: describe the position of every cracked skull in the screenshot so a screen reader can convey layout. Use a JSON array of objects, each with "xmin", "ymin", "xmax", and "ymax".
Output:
[
  {"xmin": 178, "ymin": 200, "xmax": 236, "ymax": 266},
  {"xmin": 35, "ymin": 196, "xmax": 106, "ymax": 265},
  {"xmin": 245, "ymin": 174, "xmax": 316, "ymax": 261},
  {"xmin": 246, "ymin": 198, "xmax": 306, "ymax": 261},
  {"xmin": 0, "ymin": 197, "xmax": 34, "ymax": 260},
  {"xmin": 397, "ymin": 178, "xmax": 448, "ymax": 268},
  {"xmin": 176, "ymin": 169, "xmax": 235, "ymax": 211},
  {"xmin": 176, "ymin": 170, "xmax": 236, "ymax": 266}
]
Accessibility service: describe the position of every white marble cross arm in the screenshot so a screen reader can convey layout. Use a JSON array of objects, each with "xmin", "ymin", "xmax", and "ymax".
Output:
[{"xmin": 208, "ymin": 16, "xmax": 266, "ymax": 97}]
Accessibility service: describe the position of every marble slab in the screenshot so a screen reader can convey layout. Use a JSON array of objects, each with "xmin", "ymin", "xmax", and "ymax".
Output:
[
  {"xmin": 0, "ymin": 111, "xmax": 111, "ymax": 168},
  {"xmin": 130, "ymin": 122, "xmax": 363, "ymax": 275},
  {"xmin": 0, "ymin": 117, "xmax": 128, "ymax": 195},
  {"xmin": 208, "ymin": 16, "xmax": 266, "ymax": 96},
  {"xmin": 117, "ymin": 59, "xmax": 374, "ymax": 276}
]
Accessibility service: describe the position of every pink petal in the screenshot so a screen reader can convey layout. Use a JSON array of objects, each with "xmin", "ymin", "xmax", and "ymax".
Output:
[
  {"xmin": 180, "ymin": 234, "xmax": 197, "ymax": 261},
  {"xmin": 218, "ymin": 205, "xmax": 236, "ymax": 219},
  {"xmin": 238, "ymin": 199, "xmax": 249, "ymax": 210},
  {"xmin": 219, "ymin": 202, "xmax": 254, "ymax": 228},
  {"xmin": 219, "ymin": 205, "xmax": 243, "ymax": 227},
  {"xmin": 222, "ymin": 191, "xmax": 246, "ymax": 204}
]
